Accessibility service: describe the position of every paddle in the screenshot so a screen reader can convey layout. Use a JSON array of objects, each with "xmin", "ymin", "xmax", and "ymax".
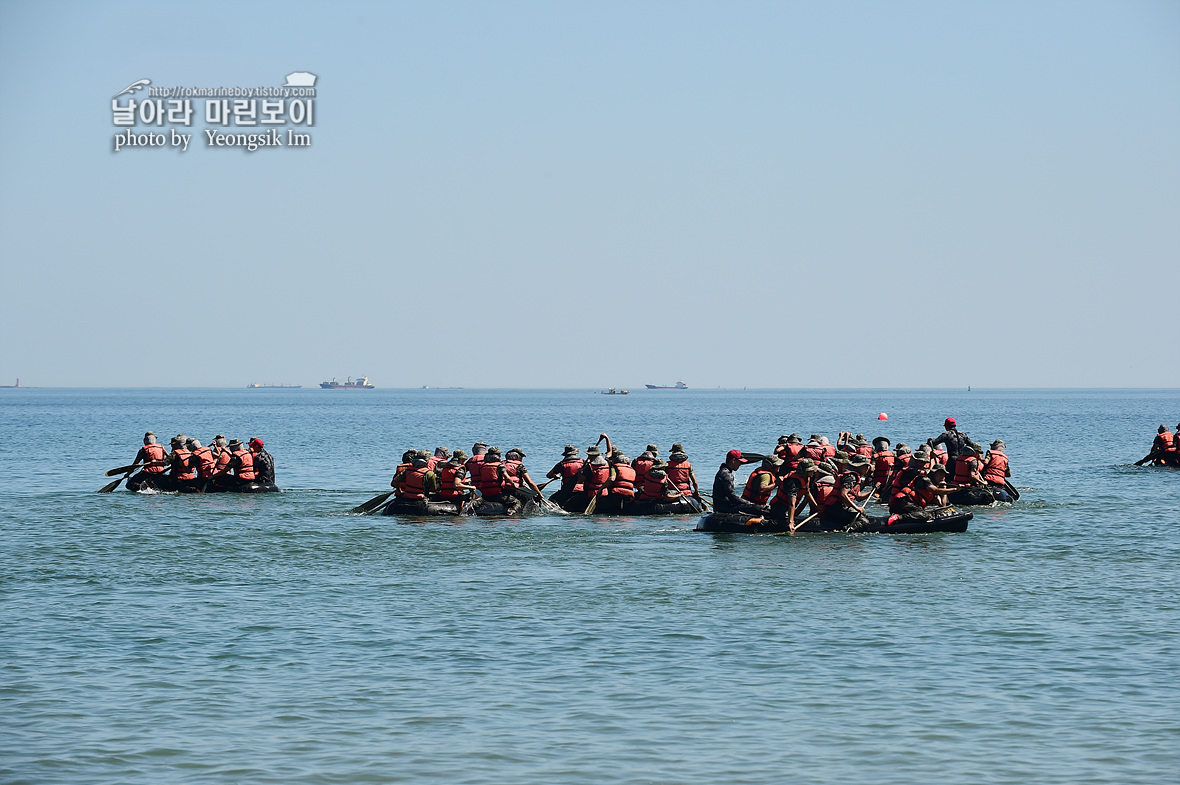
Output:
[
  {"xmin": 583, "ymin": 492, "xmax": 598, "ymax": 515},
  {"xmin": 785, "ymin": 511, "xmax": 819, "ymax": 535},
  {"xmin": 1134, "ymin": 449, "xmax": 1162, "ymax": 467},
  {"xmin": 351, "ymin": 491, "xmax": 395, "ymax": 514},
  {"xmin": 97, "ymin": 470, "xmax": 135, "ymax": 493},
  {"xmin": 1003, "ymin": 480, "xmax": 1021, "ymax": 501},
  {"xmin": 105, "ymin": 463, "xmax": 141, "ymax": 477}
]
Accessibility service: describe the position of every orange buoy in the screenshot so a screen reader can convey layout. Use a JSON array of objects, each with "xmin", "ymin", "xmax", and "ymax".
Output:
[{"xmin": 878, "ymin": 412, "xmax": 888, "ymax": 420}]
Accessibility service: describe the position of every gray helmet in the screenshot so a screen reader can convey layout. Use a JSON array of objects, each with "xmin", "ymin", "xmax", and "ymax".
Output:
[
  {"xmin": 144, "ymin": 432, "xmax": 156, "ymax": 445},
  {"xmin": 990, "ymin": 440, "xmax": 1005, "ymax": 450}
]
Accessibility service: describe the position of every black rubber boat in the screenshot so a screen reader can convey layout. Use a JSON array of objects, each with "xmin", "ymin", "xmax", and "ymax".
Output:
[
  {"xmin": 695, "ymin": 507, "xmax": 972, "ymax": 534},
  {"xmin": 127, "ymin": 475, "xmax": 279, "ymax": 493},
  {"xmin": 947, "ymin": 485, "xmax": 1012, "ymax": 505},
  {"xmin": 380, "ymin": 495, "xmax": 547, "ymax": 517}
]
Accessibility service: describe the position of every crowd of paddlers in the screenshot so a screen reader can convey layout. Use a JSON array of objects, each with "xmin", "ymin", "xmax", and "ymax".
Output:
[
  {"xmin": 99, "ymin": 431, "xmax": 277, "ymax": 493},
  {"xmin": 1139, "ymin": 424, "xmax": 1180, "ymax": 467},
  {"xmin": 360, "ymin": 417, "xmax": 1016, "ymax": 530}
]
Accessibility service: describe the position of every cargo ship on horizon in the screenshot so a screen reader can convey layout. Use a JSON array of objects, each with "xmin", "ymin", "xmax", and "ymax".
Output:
[
  {"xmin": 320, "ymin": 376, "xmax": 375, "ymax": 389},
  {"xmin": 645, "ymin": 380, "xmax": 687, "ymax": 390}
]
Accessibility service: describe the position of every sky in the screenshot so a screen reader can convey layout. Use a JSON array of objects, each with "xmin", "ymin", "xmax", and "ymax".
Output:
[{"xmin": 0, "ymin": 0, "xmax": 1177, "ymax": 388}]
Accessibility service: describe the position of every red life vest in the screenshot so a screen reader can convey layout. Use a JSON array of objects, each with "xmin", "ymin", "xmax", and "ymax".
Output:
[
  {"xmin": 427, "ymin": 456, "xmax": 442, "ymax": 471},
  {"xmin": 770, "ymin": 470, "xmax": 808, "ymax": 508},
  {"xmin": 609, "ymin": 464, "xmax": 636, "ymax": 497},
  {"xmin": 872, "ymin": 450, "xmax": 895, "ymax": 485},
  {"xmin": 822, "ymin": 444, "xmax": 836, "ymax": 459},
  {"xmin": 466, "ymin": 454, "xmax": 485, "ymax": 479},
  {"xmin": 503, "ymin": 459, "xmax": 523, "ymax": 489},
  {"xmin": 559, "ymin": 458, "xmax": 585, "ymax": 492},
  {"xmin": 1154, "ymin": 432, "xmax": 1174, "ymax": 453},
  {"xmin": 951, "ymin": 455, "xmax": 977, "ymax": 486},
  {"xmin": 192, "ymin": 446, "xmax": 216, "ymax": 478},
  {"xmin": 891, "ymin": 482, "xmax": 935, "ymax": 509},
  {"xmin": 398, "ymin": 466, "xmax": 429, "ymax": 499},
  {"xmin": 638, "ymin": 474, "xmax": 670, "ymax": 501},
  {"xmin": 781, "ymin": 443, "xmax": 804, "ymax": 470},
  {"xmin": 981, "ymin": 452, "xmax": 1008, "ymax": 485},
  {"xmin": 803, "ymin": 444, "xmax": 825, "ymax": 462},
  {"xmin": 812, "ymin": 477, "xmax": 839, "ymax": 508},
  {"xmin": 934, "ymin": 447, "xmax": 949, "ymax": 466},
  {"xmin": 631, "ymin": 458, "xmax": 654, "ymax": 484},
  {"xmin": 666, "ymin": 459, "xmax": 693, "ymax": 493},
  {"xmin": 583, "ymin": 463, "xmax": 611, "ymax": 495},
  {"xmin": 231, "ymin": 448, "xmax": 256, "ymax": 481},
  {"xmin": 856, "ymin": 444, "xmax": 873, "ymax": 457},
  {"xmin": 171, "ymin": 448, "xmax": 196, "ymax": 481},
  {"xmin": 214, "ymin": 448, "xmax": 232, "ymax": 474},
  {"xmin": 475, "ymin": 461, "xmax": 505, "ymax": 496},
  {"xmin": 142, "ymin": 443, "xmax": 166, "ymax": 473},
  {"xmin": 741, "ymin": 468, "xmax": 776, "ymax": 505},
  {"xmin": 437, "ymin": 463, "xmax": 464, "ymax": 499}
]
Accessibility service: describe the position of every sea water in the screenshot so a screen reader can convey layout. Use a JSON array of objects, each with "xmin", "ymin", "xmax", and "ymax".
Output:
[{"xmin": 1, "ymin": 388, "xmax": 1177, "ymax": 784}]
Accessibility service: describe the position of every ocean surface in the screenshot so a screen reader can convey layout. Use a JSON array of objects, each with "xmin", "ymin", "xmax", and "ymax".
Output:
[{"xmin": 1, "ymin": 387, "xmax": 1178, "ymax": 784}]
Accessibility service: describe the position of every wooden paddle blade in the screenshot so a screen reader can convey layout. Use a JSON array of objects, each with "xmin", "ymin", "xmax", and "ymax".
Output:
[
  {"xmin": 583, "ymin": 494, "xmax": 598, "ymax": 514},
  {"xmin": 97, "ymin": 477, "xmax": 123, "ymax": 493},
  {"xmin": 105, "ymin": 463, "xmax": 139, "ymax": 477},
  {"xmin": 351, "ymin": 491, "xmax": 394, "ymax": 514}
]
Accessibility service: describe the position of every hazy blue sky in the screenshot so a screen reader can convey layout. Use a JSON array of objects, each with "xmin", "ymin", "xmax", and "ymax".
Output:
[{"xmin": 1, "ymin": 0, "xmax": 1177, "ymax": 388}]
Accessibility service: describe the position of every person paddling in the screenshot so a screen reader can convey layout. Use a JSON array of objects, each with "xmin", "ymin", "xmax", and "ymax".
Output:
[
  {"xmin": 210, "ymin": 438, "xmax": 257, "ymax": 490},
  {"xmin": 546, "ymin": 446, "xmax": 584, "ymax": 507},
  {"xmin": 1149, "ymin": 425, "xmax": 1174, "ymax": 466},
  {"xmin": 166, "ymin": 435, "xmax": 197, "ymax": 491},
  {"xmin": 981, "ymin": 440, "xmax": 1012, "ymax": 501},
  {"xmin": 665, "ymin": 447, "xmax": 700, "ymax": 498},
  {"xmin": 436, "ymin": 450, "xmax": 477, "ymax": 507},
  {"xmin": 126, "ymin": 431, "xmax": 168, "ymax": 491},
  {"xmin": 188, "ymin": 438, "xmax": 217, "ymax": 484},
  {"xmin": 768, "ymin": 457, "xmax": 819, "ymax": 533},
  {"xmin": 815, "ymin": 454, "xmax": 874, "ymax": 531}
]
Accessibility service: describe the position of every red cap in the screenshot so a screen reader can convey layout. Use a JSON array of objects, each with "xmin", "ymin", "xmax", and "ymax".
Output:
[
  {"xmin": 248, "ymin": 437, "xmax": 264, "ymax": 448},
  {"xmin": 944, "ymin": 418, "xmax": 956, "ymax": 428},
  {"xmin": 726, "ymin": 449, "xmax": 748, "ymax": 464}
]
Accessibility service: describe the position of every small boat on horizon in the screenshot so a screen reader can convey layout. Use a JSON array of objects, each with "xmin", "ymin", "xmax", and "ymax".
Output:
[
  {"xmin": 247, "ymin": 383, "xmax": 303, "ymax": 388},
  {"xmin": 600, "ymin": 388, "xmax": 629, "ymax": 395},
  {"xmin": 645, "ymin": 380, "xmax": 688, "ymax": 390}
]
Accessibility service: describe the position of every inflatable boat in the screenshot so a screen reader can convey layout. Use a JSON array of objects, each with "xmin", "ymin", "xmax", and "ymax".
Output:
[{"xmin": 695, "ymin": 507, "xmax": 972, "ymax": 534}]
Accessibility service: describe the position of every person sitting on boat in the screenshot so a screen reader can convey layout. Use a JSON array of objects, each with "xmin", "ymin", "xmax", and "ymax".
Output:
[
  {"xmin": 950, "ymin": 443, "xmax": 987, "ymax": 487},
  {"xmin": 211, "ymin": 435, "xmax": 233, "ymax": 477},
  {"xmin": 249, "ymin": 437, "xmax": 275, "ymax": 487},
  {"xmin": 166, "ymin": 435, "xmax": 197, "ymax": 491},
  {"xmin": 713, "ymin": 450, "xmax": 766, "ymax": 515},
  {"xmin": 390, "ymin": 450, "xmax": 416, "ymax": 488},
  {"xmin": 210, "ymin": 438, "xmax": 257, "ymax": 490},
  {"xmin": 930, "ymin": 417, "xmax": 970, "ymax": 464},
  {"xmin": 636, "ymin": 461, "xmax": 683, "ymax": 505},
  {"xmin": 741, "ymin": 455, "xmax": 781, "ymax": 507},
  {"xmin": 546, "ymin": 446, "xmax": 584, "ymax": 507},
  {"xmin": 473, "ymin": 447, "xmax": 521, "ymax": 514},
  {"xmin": 871, "ymin": 437, "xmax": 895, "ymax": 498},
  {"xmin": 394, "ymin": 454, "xmax": 436, "ymax": 502},
  {"xmin": 1167, "ymin": 424, "xmax": 1180, "ymax": 466},
  {"xmin": 605, "ymin": 452, "xmax": 638, "ymax": 504},
  {"xmin": 768, "ymin": 458, "xmax": 819, "ymax": 532},
  {"xmin": 428, "ymin": 447, "xmax": 449, "ymax": 471},
  {"xmin": 888, "ymin": 460, "xmax": 956, "ymax": 522},
  {"xmin": 503, "ymin": 449, "xmax": 546, "ymax": 504},
  {"xmin": 816, "ymin": 454, "xmax": 874, "ymax": 531},
  {"xmin": 819, "ymin": 436, "xmax": 837, "ymax": 461},
  {"xmin": 775, "ymin": 434, "xmax": 805, "ymax": 474},
  {"xmin": 127, "ymin": 431, "xmax": 169, "ymax": 490},
  {"xmin": 436, "ymin": 451, "xmax": 477, "ymax": 505},
  {"xmin": 802, "ymin": 437, "xmax": 826, "ymax": 464},
  {"xmin": 1151, "ymin": 425, "xmax": 1174, "ymax": 466},
  {"xmin": 466, "ymin": 442, "xmax": 489, "ymax": 480},
  {"xmin": 631, "ymin": 451, "xmax": 656, "ymax": 486},
  {"xmin": 665, "ymin": 448, "xmax": 700, "ymax": 498},
  {"xmin": 188, "ymin": 438, "xmax": 218, "ymax": 482}
]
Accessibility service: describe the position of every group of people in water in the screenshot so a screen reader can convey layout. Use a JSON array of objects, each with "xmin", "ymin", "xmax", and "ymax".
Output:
[
  {"xmin": 385, "ymin": 417, "xmax": 1014, "ymax": 528},
  {"xmin": 124, "ymin": 431, "xmax": 276, "ymax": 492},
  {"xmin": 1144, "ymin": 424, "xmax": 1180, "ymax": 466}
]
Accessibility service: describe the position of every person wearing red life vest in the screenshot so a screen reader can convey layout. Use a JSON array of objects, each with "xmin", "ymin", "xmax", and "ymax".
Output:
[
  {"xmin": 636, "ymin": 461, "xmax": 683, "ymax": 504},
  {"xmin": 631, "ymin": 450, "xmax": 656, "ymax": 487},
  {"xmin": 126, "ymin": 431, "xmax": 169, "ymax": 491},
  {"xmin": 209, "ymin": 438, "xmax": 257, "ymax": 490},
  {"xmin": 951, "ymin": 443, "xmax": 987, "ymax": 487},
  {"xmin": 774, "ymin": 434, "xmax": 805, "ymax": 475},
  {"xmin": 474, "ymin": 447, "xmax": 528, "ymax": 514},
  {"xmin": 1166, "ymin": 424, "xmax": 1180, "ymax": 466},
  {"xmin": 503, "ymin": 449, "xmax": 545, "ymax": 503},
  {"xmin": 465, "ymin": 442, "xmax": 489, "ymax": 484},
  {"xmin": 436, "ymin": 451, "xmax": 477, "ymax": 504},
  {"xmin": 427, "ymin": 447, "xmax": 450, "ymax": 472},
  {"xmin": 390, "ymin": 450, "xmax": 416, "ymax": 488},
  {"xmin": 870, "ymin": 437, "xmax": 895, "ymax": 498},
  {"xmin": 888, "ymin": 461, "xmax": 957, "ymax": 522},
  {"xmin": 742, "ymin": 455, "xmax": 781, "ymax": 506},
  {"xmin": 1150, "ymin": 425, "xmax": 1175, "ymax": 466},
  {"xmin": 981, "ymin": 439, "xmax": 1012, "ymax": 496},
  {"xmin": 602, "ymin": 452, "xmax": 638, "ymax": 511},
  {"xmin": 769, "ymin": 458, "xmax": 819, "ymax": 532},
  {"xmin": 817, "ymin": 454, "xmax": 875, "ymax": 531},
  {"xmin": 393, "ymin": 455, "xmax": 436, "ymax": 501},
  {"xmin": 188, "ymin": 438, "xmax": 218, "ymax": 481},
  {"xmin": 546, "ymin": 445, "xmax": 585, "ymax": 507},
  {"xmin": 166, "ymin": 435, "xmax": 197, "ymax": 491}
]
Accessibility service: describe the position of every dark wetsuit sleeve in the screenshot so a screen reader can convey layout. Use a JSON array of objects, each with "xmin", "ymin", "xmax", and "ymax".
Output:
[{"xmin": 713, "ymin": 466, "xmax": 764, "ymax": 514}]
